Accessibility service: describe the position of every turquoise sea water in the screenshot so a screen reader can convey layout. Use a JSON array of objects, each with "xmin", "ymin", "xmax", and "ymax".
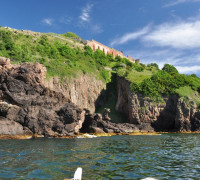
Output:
[{"xmin": 0, "ymin": 134, "xmax": 200, "ymax": 180}]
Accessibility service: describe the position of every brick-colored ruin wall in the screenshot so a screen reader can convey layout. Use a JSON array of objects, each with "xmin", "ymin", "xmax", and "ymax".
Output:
[
  {"xmin": 86, "ymin": 40, "xmax": 139, "ymax": 64},
  {"xmin": 86, "ymin": 40, "xmax": 123, "ymax": 58}
]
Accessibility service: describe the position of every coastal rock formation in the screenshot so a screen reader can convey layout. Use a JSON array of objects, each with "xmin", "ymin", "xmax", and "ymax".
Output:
[
  {"xmin": 115, "ymin": 76, "xmax": 200, "ymax": 132},
  {"xmin": 193, "ymin": 111, "xmax": 200, "ymax": 131},
  {"xmin": 0, "ymin": 59, "xmax": 199, "ymax": 138},
  {"xmin": 44, "ymin": 75, "xmax": 106, "ymax": 113},
  {"xmin": 0, "ymin": 60, "xmax": 86, "ymax": 137},
  {"xmin": 81, "ymin": 110, "xmax": 138, "ymax": 134},
  {"xmin": 174, "ymin": 99, "xmax": 200, "ymax": 132},
  {"xmin": 0, "ymin": 56, "xmax": 12, "ymax": 70}
]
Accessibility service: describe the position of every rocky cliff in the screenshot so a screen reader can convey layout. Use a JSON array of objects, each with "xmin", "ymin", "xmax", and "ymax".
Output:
[
  {"xmin": 115, "ymin": 76, "xmax": 200, "ymax": 132},
  {"xmin": 0, "ymin": 59, "xmax": 87, "ymax": 138},
  {"xmin": 0, "ymin": 59, "xmax": 200, "ymax": 139},
  {"xmin": 0, "ymin": 59, "xmax": 136, "ymax": 138},
  {"xmin": 44, "ymin": 75, "xmax": 106, "ymax": 113}
]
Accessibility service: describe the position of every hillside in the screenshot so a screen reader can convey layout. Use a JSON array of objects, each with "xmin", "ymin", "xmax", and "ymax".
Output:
[
  {"xmin": 1, "ymin": 27, "xmax": 200, "ymax": 138},
  {"xmin": 0, "ymin": 26, "xmax": 200, "ymax": 108},
  {"xmin": 0, "ymin": 26, "xmax": 134, "ymax": 82}
]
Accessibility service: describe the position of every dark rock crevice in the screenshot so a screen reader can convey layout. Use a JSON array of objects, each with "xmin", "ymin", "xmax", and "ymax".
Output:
[{"xmin": 95, "ymin": 73, "xmax": 127, "ymax": 124}]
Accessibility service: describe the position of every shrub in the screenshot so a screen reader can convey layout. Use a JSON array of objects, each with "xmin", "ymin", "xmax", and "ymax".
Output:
[
  {"xmin": 115, "ymin": 56, "xmax": 123, "ymax": 63},
  {"xmin": 107, "ymin": 54, "xmax": 114, "ymax": 62},
  {"xmin": 140, "ymin": 78, "xmax": 159, "ymax": 97},
  {"xmin": 64, "ymin": 32, "xmax": 79, "ymax": 38},
  {"xmin": 129, "ymin": 65, "xmax": 200, "ymax": 99},
  {"xmin": 147, "ymin": 63, "xmax": 159, "ymax": 70},
  {"xmin": 185, "ymin": 75, "xmax": 200, "ymax": 91},
  {"xmin": 123, "ymin": 58, "xmax": 133, "ymax": 67},
  {"xmin": 101, "ymin": 70, "xmax": 111, "ymax": 83},
  {"xmin": 132, "ymin": 63, "xmax": 144, "ymax": 72},
  {"xmin": 130, "ymin": 82, "xmax": 140, "ymax": 93},
  {"xmin": 58, "ymin": 44, "xmax": 75, "ymax": 57},
  {"xmin": 94, "ymin": 49, "xmax": 108, "ymax": 66},
  {"xmin": 84, "ymin": 45, "xmax": 93, "ymax": 57},
  {"xmin": 117, "ymin": 68, "xmax": 127, "ymax": 77},
  {"xmin": 39, "ymin": 35, "xmax": 48, "ymax": 45}
]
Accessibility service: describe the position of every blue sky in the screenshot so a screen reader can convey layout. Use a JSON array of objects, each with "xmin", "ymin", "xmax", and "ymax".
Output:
[{"xmin": 1, "ymin": 0, "xmax": 200, "ymax": 76}]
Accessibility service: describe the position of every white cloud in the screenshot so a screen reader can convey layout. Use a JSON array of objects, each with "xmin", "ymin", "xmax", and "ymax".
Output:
[
  {"xmin": 176, "ymin": 65, "xmax": 200, "ymax": 74},
  {"xmin": 78, "ymin": 3, "xmax": 103, "ymax": 34},
  {"xmin": 42, "ymin": 18, "xmax": 54, "ymax": 26},
  {"xmin": 126, "ymin": 49, "xmax": 183, "ymax": 68},
  {"xmin": 111, "ymin": 17, "xmax": 200, "ymax": 49},
  {"xmin": 110, "ymin": 25, "xmax": 151, "ymax": 47},
  {"xmin": 143, "ymin": 20, "xmax": 200, "ymax": 49},
  {"xmin": 164, "ymin": 0, "xmax": 200, "ymax": 7},
  {"xmin": 113, "ymin": 15, "xmax": 200, "ymax": 76},
  {"xmin": 79, "ymin": 3, "xmax": 93, "ymax": 23}
]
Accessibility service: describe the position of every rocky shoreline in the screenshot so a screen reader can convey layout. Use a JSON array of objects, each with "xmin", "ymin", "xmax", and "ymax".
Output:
[{"xmin": 0, "ymin": 58, "xmax": 200, "ymax": 139}]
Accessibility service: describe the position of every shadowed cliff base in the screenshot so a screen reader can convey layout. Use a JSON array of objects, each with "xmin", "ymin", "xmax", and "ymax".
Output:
[{"xmin": 95, "ymin": 73, "xmax": 127, "ymax": 123}]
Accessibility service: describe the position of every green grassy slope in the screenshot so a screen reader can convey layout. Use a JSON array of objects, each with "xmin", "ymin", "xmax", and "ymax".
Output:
[
  {"xmin": 0, "ymin": 26, "xmax": 200, "ymax": 106},
  {"xmin": 0, "ymin": 27, "xmax": 134, "ymax": 82},
  {"xmin": 176, "ymin": 86, "xmax": 200, "ymax": 107}
]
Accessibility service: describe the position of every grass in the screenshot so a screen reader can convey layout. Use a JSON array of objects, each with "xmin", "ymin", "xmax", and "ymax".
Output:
[
  {"xmin": 176, "ymin": 86, "xmax": 200, "ymax": 106},
  {"xmin": 126, "ymin": 69, "xmax": 155, "ymax": 83},
  {"xmin": 0, "ymin": 27, "xmax": 83, "ymax": 54},
  {"xmin": 0, "ymin": 27, "xmax": 105, "ymax": 81},
  {"xmin": 1, "ymin": 26, "xmax": 200, "ymax": 108}
]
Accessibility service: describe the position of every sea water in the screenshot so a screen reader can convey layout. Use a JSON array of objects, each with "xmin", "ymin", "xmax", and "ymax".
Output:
[{"xmin": 0, "ymin": 134, "xmax": 200, "ymax": 180}]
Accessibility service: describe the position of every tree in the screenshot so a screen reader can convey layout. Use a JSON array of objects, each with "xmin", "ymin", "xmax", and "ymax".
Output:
[{"xmin": 162, "ymin": 64, "xmax": 178, "ymax": 74}]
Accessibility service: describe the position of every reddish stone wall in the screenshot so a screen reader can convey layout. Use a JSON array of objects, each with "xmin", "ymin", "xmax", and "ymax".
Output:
[
  {"xmin": 86, "ymin": 40, "xmax": 138, "ymax": 63},
  {"xmin": 86, "ymin": 40, "xmax": 110, "ymax": 55},
  {"xmin": 86, "ymin": 40, "xmax": 125, "ymax": 58},
  {"xmin": 127, "ymin": 56, "xmax": 135, "ymax": 63}
]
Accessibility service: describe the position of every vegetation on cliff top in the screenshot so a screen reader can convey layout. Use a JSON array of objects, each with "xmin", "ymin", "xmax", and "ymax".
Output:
[
  {"xmin": 0, "ymin": 27, "xmax": 200, "ymax": 105},
  {"xmin": 127, "ymin": 64, "xmax": 200, "ymax": 105},
  {"xmin": 0, "ymin": 27, "xmax": 135, "ymax": 83}
]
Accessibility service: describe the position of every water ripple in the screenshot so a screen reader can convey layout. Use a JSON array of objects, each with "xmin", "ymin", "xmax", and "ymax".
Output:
[{"xmin": 0, "ymin": 134, "xmax": 200, "ymax": 179}]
